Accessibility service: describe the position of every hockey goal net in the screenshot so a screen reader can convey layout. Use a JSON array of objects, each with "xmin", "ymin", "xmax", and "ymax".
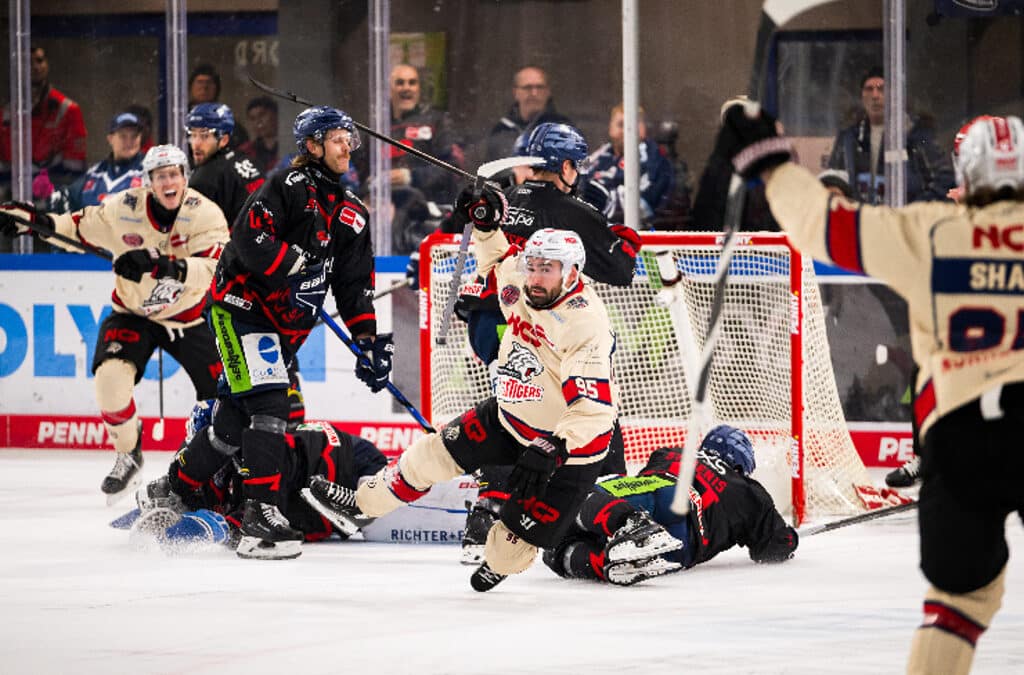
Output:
[{"xmin": 417, "ymin": 231, "xmax": 871, "ymax": 524}]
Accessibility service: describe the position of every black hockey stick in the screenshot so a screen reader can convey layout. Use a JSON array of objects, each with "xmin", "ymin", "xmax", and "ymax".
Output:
[
  {"xmin": 798, "ymin": 500, "xmax": 918, "ymax": 537},
  {"xmin": 318, "ymin": 309, "xmax": 436, "ymax": 433},
  {"xmin": 4, "ymin": 212, "xmax": 113, "ymax": 261},
  {"xmin": 248, "ymin": 75, "xmax": 476, "ymax": 183}
]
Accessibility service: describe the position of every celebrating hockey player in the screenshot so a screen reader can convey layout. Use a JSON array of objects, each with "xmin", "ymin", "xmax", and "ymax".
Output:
[
  {"xmin": 457, "ymin": 122, "xmax": 640, "ymax": 562},
  {"xmin": 179, "ymin": 105, "xmax": 391, "ymax": 561},
  {"xmin": 306, "ymin": 195, "xmax": 618, "ymax": 591},
  {"xmin": 714, "ymin": 104, "xmax": 1024, "ymax": 675},
  {"xmin": 544, "ymin": 425, "xmax": 798, "ymax": 586},
  {"xmin": 132, "ymin": 400, "xmax": 387, "ymax": 548},
  {"xmin": 0, "ymin": 145, "xmax": 229, "ymax": 503}
]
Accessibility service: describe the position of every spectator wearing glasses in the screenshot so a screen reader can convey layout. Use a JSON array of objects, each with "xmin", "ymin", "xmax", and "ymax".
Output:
[{"xmin": 484, "ymin": 66, "xmax": 572, "ymax": 161}]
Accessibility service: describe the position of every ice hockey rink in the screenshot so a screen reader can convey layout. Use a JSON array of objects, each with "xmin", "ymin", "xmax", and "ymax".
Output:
[{"xmin": 1, "ymin": 450, "xmax": 1021, "ymax": 675}]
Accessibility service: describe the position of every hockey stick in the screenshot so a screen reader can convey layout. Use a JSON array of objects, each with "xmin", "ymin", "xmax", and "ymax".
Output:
[
  {"xmin": 152, "ymin": 348, "xmax": 166, "ymax": 442},
  {"xmin": 798, "ymin": 500, "xmax": 917, "ymax": 537},
  {"xmin": 670, "ymin": 174, "xmax": 747, "ymax": 515},
  {"xmin": 248, "ymin": 75, "xmax": 476, "ymax": 183},
  {"xmin": 434, "ymin": 155, "xmax": 545, "ymax": 346},
  {"xmin": 317, "ymin": 308, "xmax": 436, "ymax": 433},
  {"xmin": 4, "ymin": 212, "xmax": 113, "ymax": 261}
]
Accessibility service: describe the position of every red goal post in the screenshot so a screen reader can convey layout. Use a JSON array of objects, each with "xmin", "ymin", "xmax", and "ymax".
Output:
[{"xmin": 417, "ymin": 231, "xmax": 871, "ymax": 525}]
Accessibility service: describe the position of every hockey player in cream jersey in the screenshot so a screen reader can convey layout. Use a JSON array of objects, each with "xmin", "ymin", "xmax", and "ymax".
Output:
[
  {"xmin": 713, "ymin": 104, "xmax": 1024, "ymax": 675},
  {"xmin": 0, "ymin": 145, "xmax": 229, "ymax": 503},
  {"xmin": 302, "ymin": 185, "xmax": 619, "ymax": 591}
]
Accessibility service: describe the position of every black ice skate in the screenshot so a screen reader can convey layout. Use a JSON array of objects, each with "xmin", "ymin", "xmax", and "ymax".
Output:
[
  {"xmin": 604, "ymin": 556, "xmax": 682, "ymax": 586},
  {"xmin": 461, "ymin": 497, "xmax": 500, "ymax": 565},
  {"xmin": 235, "ymin": 500, "xmax": 303, "ymax": 560},
  {"xmin": 300, "ymin": 475, "xmax": 374, "ymax": 537},
  {"xmin": 136, "ymin": 475, "xmax": 186, "ymax": 514},
  {"xmin": 605, "ymin": 511, "xmax": 684, "ymax": 563},
  {"xmin": 885, "ymin": 456, "xmax": 921, "ymax": 488},
  {"xmin": 101, "ymin": 432, "xmax": 144, "ymax": 506},
  {"xmin": 470, "ymin": 561, "xmax": 507, "ymax": 592}
]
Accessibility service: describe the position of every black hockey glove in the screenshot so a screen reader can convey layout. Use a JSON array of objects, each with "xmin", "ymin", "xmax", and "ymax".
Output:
[
  {"xmin": 453, "ymin": 182, "xmax": 507, "ymax": 232},
  {"xmin": 114, "ymin": 248, "xmax": 159, "ymax": 282},
  {"xmin": 153, "ymin": 255, "xmax": 187, "ymax": 281},
  {"xmin": 405, "ymin": 251, "xmax": 420, "ymax": 290},
  {"xmin": 285, "ymin": 249, "xmax": 327, "ymax": 314},
  {"xmin": 508, "ymin": 436, "xmax": 568, "ymax": 500},
  {"xmin": 713, "ymin": 100, "xmax": 794, "ymax": 179},
  {"xmin": 354, "ymin": 333, "xmax": 394, "ymax": 393},
  {"xmin": 0, "ymin": 200, "xmax": 54, "ymax": 238}
]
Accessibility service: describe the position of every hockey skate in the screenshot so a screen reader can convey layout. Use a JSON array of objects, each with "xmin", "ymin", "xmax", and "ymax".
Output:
[
  {"xmin": 300, "ymin": 475, "xmax": 374, "ymax": 537},
  {"xmin": 235, "ymin": 500, "xmax": 303, "ymax": 560},
  {"xmin": 101, "ymin": 433, "xmax": 144, "ymax": 506},
  {"xmin": 605, "ymin": 511, "xmax": 684, "ymax": 563},
  {"xmin": 884, "ymin": 456, "xmax": 921, "ymax": 488},
  {"xmin": 461, "ymin": 497, "xmax": 500, "ymax": 565},
  {"xmin": 136, "ymin": 475, "xmax": 186, "ymax": 514},
  {"xmin": 605, "ymin": 556, "xmax": 682, "ymax": 586},
  {"xmin": 470, "ymin": 561, "xmax": 507, "ymax": 592}
]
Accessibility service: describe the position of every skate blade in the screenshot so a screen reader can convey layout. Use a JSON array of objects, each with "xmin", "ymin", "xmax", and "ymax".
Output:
[
  {"xmin": 606, "ymin": 558, "xmax": 682, "ymax": 586},
  {"xmin": 236, "ymin": 536, "xmax": 302, "ymax": 560},
  {"xmin": 299, "ymin": 487, "xmax": 365, "ymax": 537},
  {"xmin": 461, "ymin": 544, "xmax": 484, "ymax": 566},
  {"xmin": 607, "ymin": 531, "xmax": 684, "ymax": 563},
  {"xmin": 105, "ymin": 474, "xmax": 143, "ymax": 507}
]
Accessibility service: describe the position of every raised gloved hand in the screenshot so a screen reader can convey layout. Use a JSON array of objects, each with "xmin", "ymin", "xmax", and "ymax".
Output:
[
  {"xmin": 610, "ymin": 224, "xmax": 642, "ymax": 257},
  {"xmin": 714, "ymin": 100, "xmax": 794, "ymax": 179},
  {"xmin": 114, "ymin": 248, "xmax": 186, "ymax": 283},
  {"xmin": 0, "ymin": 200, "xmax": 54, "ymax": 238},
  {"xmin": 354, "ymin": 333, "xmax": 394, "ymax": 393},
  {"xmin": 452, "ymin": 181, "xmax": 508, "ymax": 232},
  {"xmin": 508, "ymin": 435, "xmax": 568, "ymax": 500},
  {"xmin": 405, "ymin": 251, "xmax": 420, "ymax": 290}
]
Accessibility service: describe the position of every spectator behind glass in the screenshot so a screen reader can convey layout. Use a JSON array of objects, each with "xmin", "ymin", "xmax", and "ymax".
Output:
[
  {"xmin": 124, "ymin": 104, "xmax": 154, "ymax": 154},
  {"xmin": 0, "ymin": 45, "xmax": 88, "ymax": 195},
  {"xmin": 827, "ymin": 66, "xmax": 953, "ymax": 205},
  {"xmin": 484, "ymin": 66, "xmax": 571, "ymax": 161},
  {"xmin": 237, "ymin": 96, "xmax": 280, "ymax": 174},
  {"xmin": 49, "ymin": 111, "xmax": 146, "ymax": 214},
  {"xmin": 585, "ymin": 103, "xmax": 674, "ymax": 229},
  {"xmin": 188, "ymin": 62, "xmax": 248, "ymax": 148}
]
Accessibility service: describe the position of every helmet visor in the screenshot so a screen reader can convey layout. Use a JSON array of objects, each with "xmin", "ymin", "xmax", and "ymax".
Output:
[{"xmin": 326, "ymin": 127, "xmax": 361, "ymax": 152}]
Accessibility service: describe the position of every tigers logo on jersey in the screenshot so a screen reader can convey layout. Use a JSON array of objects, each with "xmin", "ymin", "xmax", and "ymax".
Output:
[
  {"xmin": 141, "ymin": 279, "xmax": 185, "ymax": 315},
  {"xmin": 496, "ymin": 343, "xmax": 545, "ymax": 403},
  {"xmin": 339, "ymin": 206, "xmax": 366, "ymax": 234}
]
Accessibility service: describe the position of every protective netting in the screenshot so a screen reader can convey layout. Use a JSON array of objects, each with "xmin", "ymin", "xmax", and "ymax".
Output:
[{"xmin": 421, "ymin": 233, "xmax": 870, "ymax": 521}]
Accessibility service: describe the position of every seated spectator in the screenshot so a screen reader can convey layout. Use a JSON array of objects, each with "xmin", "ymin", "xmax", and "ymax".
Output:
[
  {"xmin": 49, "ymin": 111, "xmax": 145, "ymax": 213},
  {"xmin": 585, "ymin": 103, "xmax": 674, "ymax": 229},
  {"xmin": 484, "ymin": 66, "xmax": 571, "ymax": 161},
  {"xmin": 124, "ymin": 104, "xmax": 155, "ymax": 154},
  {"xmin": 828, "ymin": 66, "xmax": 953, "ymax": 204},
  {"xmin": 237, "ymin": 96, "xmax": 280, "ymax": 174}
]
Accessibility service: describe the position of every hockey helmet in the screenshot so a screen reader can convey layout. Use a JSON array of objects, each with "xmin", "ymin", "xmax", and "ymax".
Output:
[
  {"xmin": 142, "ymin": 144, "xmax": 190, "ymax": 186},
  {"xmin": 185, "ymin": 103, "xmax": 235, "ymax": 137},
  {"xmin": 293, "ymin": 105, "xmax": 360, "ymax": 153},
  {"xmin": 700, "ymin": 424, "xmax": 756, "ymax": 476},
  {"xmin": 184, "ymin": 399, "xmax": 215, "ymax": 445},
  {"xmin": 519, "ymin": 227, "xmax": 586, "ymax": 290},
  {"xmin": 524, "ymin": 122, "xmax": 591, "ymax": 174},
  {"xmin": 954, "ymin": 115, "xmax": 1024, "ymax": 195}
]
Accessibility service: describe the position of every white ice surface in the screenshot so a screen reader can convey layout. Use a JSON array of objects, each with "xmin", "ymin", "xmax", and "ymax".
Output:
[{"xmin": 1, "ymin": 450, "xmax": 1022, "ymax": 675}]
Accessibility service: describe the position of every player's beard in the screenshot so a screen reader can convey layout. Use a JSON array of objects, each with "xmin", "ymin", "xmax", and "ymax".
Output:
[{"xmin": 524, "ymin": 283, "xmax": 560, "ymax": 308}]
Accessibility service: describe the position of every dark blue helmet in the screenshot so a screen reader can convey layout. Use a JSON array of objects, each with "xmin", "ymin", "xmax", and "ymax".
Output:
[
  {"xmin": 524, "ymin": 122, "xmax": 590, "ymax": 173},
  {"xmin": 184, "ymin": 399, "xmax": 215, "ymax": 445},
  {"xmin": 700, "ymin": 425, "xmax": 756, "ymax": 476},
  {"xmin": 185, "ymin": 103, "xmax": 234, "ymax": 137},
  {"xmin": 293, "ymin": 105, "xmax": 360, "ymax": 153}
]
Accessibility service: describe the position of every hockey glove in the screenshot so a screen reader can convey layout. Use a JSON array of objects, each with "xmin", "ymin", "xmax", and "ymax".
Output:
[
  {"xmin": 354, "ymin": 333, "xmax": 394, "ymax": 393},
  {"xmin": 453, "ymin": 182, "xmax": 508, "ymax": 232},
  {"xmin": 508, "ymin": 436, "xmax": 568, "ymax": 500},
  {"xmin": 610, "ymin": 224, "xmax": 642, "ymax": 257},
  {"xmin": 0, "ymin": 200, "xmax": 54, "ymax": 238},
  {"xmin": 405, "ymin": 251, "xmax": 420, "ymax": 290},
  {"xmin": 114, "ymin": 248, "xmax": 158, "ymax": 282},
  {"xmin": 713, "ymin": 100, "xmax": 794, "ymax": 179}
]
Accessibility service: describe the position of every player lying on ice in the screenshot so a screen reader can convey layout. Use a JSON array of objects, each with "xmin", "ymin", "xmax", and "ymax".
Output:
[
  {"xmin": 543, "ymin": 425, "xmax": 798, "ymax": 586},
  {"xmin": 126, "ymin": 400, "xmax": 386, "ymax": 552},
  {"xmin": 304, "ymin": 183, "xmax": 643, "ymax": 591}
]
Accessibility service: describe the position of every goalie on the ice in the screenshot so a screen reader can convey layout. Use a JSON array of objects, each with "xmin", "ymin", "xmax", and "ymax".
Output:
[
  {"xmin": 543, "ymin": 425, "xmax": 798, "ymax": 587},
  {"xmin": 305, "ymin": 187, "xmax": 620, "ymax": 592}
]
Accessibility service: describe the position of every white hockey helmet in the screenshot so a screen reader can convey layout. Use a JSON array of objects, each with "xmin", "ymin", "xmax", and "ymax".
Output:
[
  {"xmin": 519, "ymin": 227, "xmax": 586, "ymax": 288},
  {"xmin": 954, "ymin": 115, "xmax": 1024, "ymax": 196},
  {"xmin": 142, "ymin": 144, "xmax": 190, "ymax": 187}
]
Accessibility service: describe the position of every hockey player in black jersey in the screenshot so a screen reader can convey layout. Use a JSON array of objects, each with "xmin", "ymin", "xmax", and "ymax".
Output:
[
  {"xmin": 133, "ymin": 400, "xmax": 387, "ymax": 547},
  {"xmin": 186, "ymin": 103, "xmax": 265, "ymax": 227},
  {"xmin": 543, "ymin": 425, "xmax": 798, "ymax": 586},
  {"xmin": 176, "ymin": 105, "xmax": 393, "ymax": 560},
  {"xmin": 458, "ymin": 122, "xmax": 641, "ymax": 562}
]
